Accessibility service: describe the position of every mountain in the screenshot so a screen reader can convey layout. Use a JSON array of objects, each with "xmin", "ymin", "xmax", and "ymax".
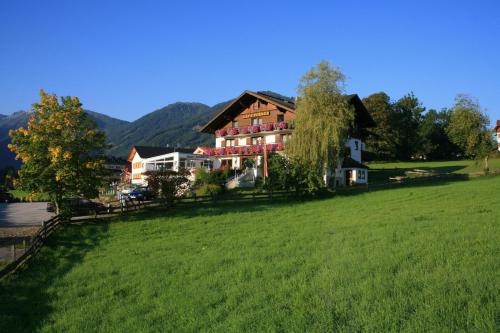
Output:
[
  {"xmin": 107, "ymin": 101, "xmax": 231, "ymax": 157},
  {"xmin": 0, "ymin": 110, "xmax": 130, "ymax": 169},
  {"xmin": 0, "ymin": 114, "xmax": 6, "ymax": 119},
  {"xmin": 0, "ymin": 99, "xmax": 232, "ymax": 168}
]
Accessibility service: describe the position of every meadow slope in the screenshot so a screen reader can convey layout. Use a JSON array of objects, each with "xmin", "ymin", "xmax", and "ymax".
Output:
[{"xmin": 1, "ymin": 176, "xmax": 499, "ymax": 332}]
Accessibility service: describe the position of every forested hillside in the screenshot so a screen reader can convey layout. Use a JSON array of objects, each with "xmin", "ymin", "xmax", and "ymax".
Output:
[{"xmin": 0, "ymin": 100, "xmax": 231, "ymax": 168}]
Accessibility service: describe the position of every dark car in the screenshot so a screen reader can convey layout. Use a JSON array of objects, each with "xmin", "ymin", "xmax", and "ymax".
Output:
[
  {"xmin": 0, "ymin": 191, "xmax": 14, "ymax": 203},
  {"xmin": 46, "ymin": 198, "xmax": 105, "ymax": 216},
  {"xmin": 127, "ymin": 189, "xmax": 144, "ymax": 201},
  {"xmin": 138, "ymin": 187, "xmax": 156, "ymax": 200}
]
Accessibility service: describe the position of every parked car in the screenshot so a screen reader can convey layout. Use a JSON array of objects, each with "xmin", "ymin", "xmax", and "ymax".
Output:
[
  {"xmin": 127, "ymin": 189, "xmax": 144, "ymax": 201},
  {"xmin": 138, "ymin": 187, "xmax": 156, "ymax": 200},
  {"xmin": 0, "ymin": 191, "xmax": 14, "ymax": 203},
  {"xmin": 46, "ymin": 198, "xmax": 105, "ymax": 216}
]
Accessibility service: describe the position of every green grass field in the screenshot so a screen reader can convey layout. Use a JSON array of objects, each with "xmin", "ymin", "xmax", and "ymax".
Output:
[
  {"xmin": 1, "ymin": 176, "xmax": 499, "ymax": 332},
  {"xmin": 367, "ymin": 158, "xmax": 500, "ymax": 184}
]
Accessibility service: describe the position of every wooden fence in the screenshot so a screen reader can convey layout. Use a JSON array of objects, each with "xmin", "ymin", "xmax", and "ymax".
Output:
[
  {"xmin": 2, "ymin": 171, "xmax": 497, "ymax": 280},
  {"xmin": 0, "ymin": 215, "xmax": 67, "ymax": 280}
]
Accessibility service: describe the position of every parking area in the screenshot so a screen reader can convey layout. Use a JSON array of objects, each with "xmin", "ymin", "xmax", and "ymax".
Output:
[{"xmin": 0, "ymin": 202, "xmax": 53, "ymax": 229}]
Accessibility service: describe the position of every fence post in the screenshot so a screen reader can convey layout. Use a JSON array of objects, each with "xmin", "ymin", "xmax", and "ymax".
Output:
[
  {"xmin": 11, "ymin": 244, "xmax": 16, "ymax": 261},
  {"xmin": 42, "ymin": 221, "xmax": 46, "ymax": 239}
]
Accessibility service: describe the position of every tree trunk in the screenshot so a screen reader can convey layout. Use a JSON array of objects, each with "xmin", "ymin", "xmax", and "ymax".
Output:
[{"xmin": 484, "ymin": 155, "xmax": 489, "ymax": 172}]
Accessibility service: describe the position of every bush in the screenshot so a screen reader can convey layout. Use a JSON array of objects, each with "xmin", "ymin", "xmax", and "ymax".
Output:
[
  {"xmin": 195, "ymin": 184, "xmax": 223, "ymax": 198},
  {"xmin": 263, "ymin": 153, "xmax": 324, "ymax": 195}
]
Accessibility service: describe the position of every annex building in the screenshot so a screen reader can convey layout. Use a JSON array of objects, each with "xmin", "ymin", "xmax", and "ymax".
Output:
[
  {"xmin": 128, "ymin": 146, "xmax": 212, "ymax": 185},
  {"xmin": 200, "ymin": 90, "xmax": 375, "ymax": 186}
]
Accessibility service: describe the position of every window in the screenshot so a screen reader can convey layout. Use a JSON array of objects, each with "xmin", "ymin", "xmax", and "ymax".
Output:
[
  {"xmin": 232, "ymin": 121, "xmax": 238, "ymax": 128},
  {"xmin": 251, "ymin": 118, "xmax": 263, "ymax": 126},
  {"xmin": 252, "ymin": 137, "xmax": 262, "ymax": 145},
  {"xmin": 226, "ymin": 139, "xmax": 235, "ymax": 147},
  {"xmin": 281, "ymin": 134, "xmax": 291, "ymax": 143},
  {"xmin": 354, "ymin": 140, "xmax": 359, "ymax": 151},
  {"xmin": 253, "ymin": 101, "xmax": 261, "ymax": 109},
  {"xmin": 277, "ymin": 114, "xmax": 284, "ymax": 122}
]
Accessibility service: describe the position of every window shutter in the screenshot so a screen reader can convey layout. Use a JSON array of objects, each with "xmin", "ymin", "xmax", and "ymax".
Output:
[
  {"xmin": 221, "ymin": 140, "xmax": 226, "ymax": 148},
  {"xmin": 246, "ymin": 137, "xmax": 251, "ymax": 145},
  {"xmin": 275, "ymin": 134, "xmax": 281, "ymax": 143}
]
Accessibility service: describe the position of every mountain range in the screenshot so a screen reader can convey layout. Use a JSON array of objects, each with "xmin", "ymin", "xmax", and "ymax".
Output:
[{"xmin": 0, "ymin": 100, "xmax": 231, "ymax": 169}]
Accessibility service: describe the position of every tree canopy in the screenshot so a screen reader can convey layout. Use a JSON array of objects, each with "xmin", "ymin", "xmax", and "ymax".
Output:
[
  {"xmin": 8, "ymin": 90, "xmax": 107, "ymax": 214},
  {"xmin": 288, "ymin": 61, "xmax": 354, "ymax": 177},
  {"xmin": 446, "ymin": 94, "xmax": 494, "ymax": 168}
]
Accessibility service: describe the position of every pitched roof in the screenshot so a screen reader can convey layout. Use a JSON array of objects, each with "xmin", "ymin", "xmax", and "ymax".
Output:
[
  {"xmin": 494, "ymin": 120, "xmax": 500, "ymax": 131},
  {"xmin": 200, "ymin": 90, "xmax": 375, "ymax": 133},
  {"xmin": 127, "ymin": 146, "xmax": 194, "ymax": 162},
  {"xmin": 342, "ymin": 157, "xmax": 368, "ymax": 169}
]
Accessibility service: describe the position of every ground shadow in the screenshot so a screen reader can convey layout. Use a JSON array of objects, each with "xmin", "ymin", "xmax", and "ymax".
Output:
[
  {"xmin": 112, "ymin": 172, "xmax": 475, "ymax": 223},
  {"xmin": 368, "ymin": 165, "xmax": 466, "ymax": 184},
  {"xmin": 0, "ymin": 220, "xmax": 110, "ymax": 332}
]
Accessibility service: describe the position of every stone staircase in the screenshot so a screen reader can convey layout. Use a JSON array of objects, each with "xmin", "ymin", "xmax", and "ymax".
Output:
[{"xmin": 225, "ymin": 168, "xmax": 256, "ymax": 189}]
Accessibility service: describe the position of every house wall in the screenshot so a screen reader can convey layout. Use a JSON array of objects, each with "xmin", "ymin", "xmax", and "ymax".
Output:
[
  {"xmin": 346, "ymin": 138, "xmax": 362, "ymax": 162},
  {"xmin": 131, "ymin": 153, "xmax": 146, "ymax": 185},
  {"xmin": 497, "ymin": 131, "xmax": 500, "ymax": 151}
]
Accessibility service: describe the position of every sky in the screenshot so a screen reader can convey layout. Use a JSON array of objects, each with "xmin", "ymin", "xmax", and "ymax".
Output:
[{"xmin": 1, "ymin": 0, "xmax": 499, "ymax": 123}]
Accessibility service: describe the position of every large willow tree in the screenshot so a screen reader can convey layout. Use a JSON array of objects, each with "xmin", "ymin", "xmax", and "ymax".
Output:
[{"xmin": 288, "ymin": 61, "xmax": 354, "ymax": 181}]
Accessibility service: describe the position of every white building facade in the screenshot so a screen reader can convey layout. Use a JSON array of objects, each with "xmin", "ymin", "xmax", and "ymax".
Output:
[{"xmin": 128, "ymin": 146, "xmax": 213, "ymax": 186}]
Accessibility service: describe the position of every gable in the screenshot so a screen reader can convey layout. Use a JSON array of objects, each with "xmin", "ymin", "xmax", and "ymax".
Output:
[{"xmin": 200, "ymin": 91, "xmax": 295, "ymax": 133}]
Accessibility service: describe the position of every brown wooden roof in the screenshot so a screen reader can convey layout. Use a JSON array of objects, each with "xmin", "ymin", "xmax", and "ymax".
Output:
[{"xmin": 200, "ymin": 90, "xmax": 375, "ymax": 133}]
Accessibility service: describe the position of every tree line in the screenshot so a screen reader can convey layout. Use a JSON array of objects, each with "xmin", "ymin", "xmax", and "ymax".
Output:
[{"xmin": 363, "ymin": 92, "xmax": 495, "ymax": 163}]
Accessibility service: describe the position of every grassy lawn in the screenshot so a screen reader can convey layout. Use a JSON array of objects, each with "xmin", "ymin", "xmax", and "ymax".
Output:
[
  {"xmin": 367, "ymin": 158, "xmax": 500, "ymax": 184},
  {"xmin": 9, "ymin": 189, "xmax": 50, "ymax": 202},
  {"xmin": 1, "ymin": 176, "xmax": 499, "ymax": 332}
]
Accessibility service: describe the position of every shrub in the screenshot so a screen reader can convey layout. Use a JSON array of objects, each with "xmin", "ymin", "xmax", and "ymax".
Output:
[
  {"xmin": 195, "ymin": 184, "xmax": 223, "ymax": 197},
  {"xmin": 263, "ymin": 153, "xmax": 324, "ymax": 195}
]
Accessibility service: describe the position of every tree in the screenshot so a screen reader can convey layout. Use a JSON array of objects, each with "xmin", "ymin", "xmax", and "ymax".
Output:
[
  {"xmin": 264, "ymin": 153, "xmax": 324, "ymax": 194},
  {"xmin": 362, "ymin": 92, "xmax": 398, "ymax": 160},
  {"xmin": 8, "ymin": 90, "xmax": 107, "ymax": 214},
  {"xmin": 288, "ymin": 61, "xmax": 354, "ymax": 184},
  {"xmin": 446, "ymin": 94, "xmax": 494, "ymax": 170},
  {"xmin": 392, "ymin": 93, "xmax": 425, "ymax": 160},
  {"xmin": 418, "ymin": 108, "xmax": 461, "ymax": 160},
  {"xmin": 144, "ymin": 168, "xmax": 190, "ymax": 204}
]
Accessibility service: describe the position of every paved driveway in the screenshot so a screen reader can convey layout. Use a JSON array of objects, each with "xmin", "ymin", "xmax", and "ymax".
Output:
[{"xmin": 0, "ymin": 202, "xmax": 54, "ymax": 228}]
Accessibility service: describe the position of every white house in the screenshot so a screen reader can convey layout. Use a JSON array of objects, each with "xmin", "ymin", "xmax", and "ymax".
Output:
[{"xmin": 128, "ymin": 146, "xmax": 213, "ymax": 186}]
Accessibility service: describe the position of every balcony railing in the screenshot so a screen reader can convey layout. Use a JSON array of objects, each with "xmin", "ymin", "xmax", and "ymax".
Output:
[
  {"xmin": 215, "ymin": 122, "xmax": 290, "ymax": 137},
  {"xmin": 206, "ymin": 143, "xmax": 285, "ymax": 156}
]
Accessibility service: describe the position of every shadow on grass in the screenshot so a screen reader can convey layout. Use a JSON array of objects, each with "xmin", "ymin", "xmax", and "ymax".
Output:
[
  {"xmin": 112, "ymin": 173, "xmax": 476, "ymax": 223},
  {"xmin": 368, "ymin": 165, "xmax": 466, "ymax": 184},
  {"xmin": 0, "ymin": 220, "xmax": 110, "ymax": 332}
]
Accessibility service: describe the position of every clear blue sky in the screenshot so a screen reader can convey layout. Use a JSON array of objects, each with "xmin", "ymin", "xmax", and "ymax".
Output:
[{"xmin": 1, "ymin": 0, "xmax": 499, "ymax": 123}]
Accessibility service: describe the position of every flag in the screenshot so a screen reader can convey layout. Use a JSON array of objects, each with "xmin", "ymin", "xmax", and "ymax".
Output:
[{"xmin": 263, "ymin": 143, "xmax": 268, "ymax": 178}]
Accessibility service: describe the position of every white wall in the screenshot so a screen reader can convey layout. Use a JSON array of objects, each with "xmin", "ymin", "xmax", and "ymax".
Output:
[
  {"xmin": 346, "ymin": 138, "xmax": 362, "ymax": 162},
  {"xmin": 216, "ymin": 137, "xmax": 224, "ymax": 148}
]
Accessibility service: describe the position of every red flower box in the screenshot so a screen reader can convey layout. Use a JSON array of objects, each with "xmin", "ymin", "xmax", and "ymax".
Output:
[
  {"xmin": 249, "ymin": 126, "xmax": 260, "ymax": 133},
  {"xmin": 215, "ymin": 129, "xmax": 227, "ymax": 137},
  {"xmin": 227, "ymin": 128, "xmax": 239, "ymax": 136},
  {"xmin": 260, "ymin": 123, "xmax": 274, "ymax": 132}
]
